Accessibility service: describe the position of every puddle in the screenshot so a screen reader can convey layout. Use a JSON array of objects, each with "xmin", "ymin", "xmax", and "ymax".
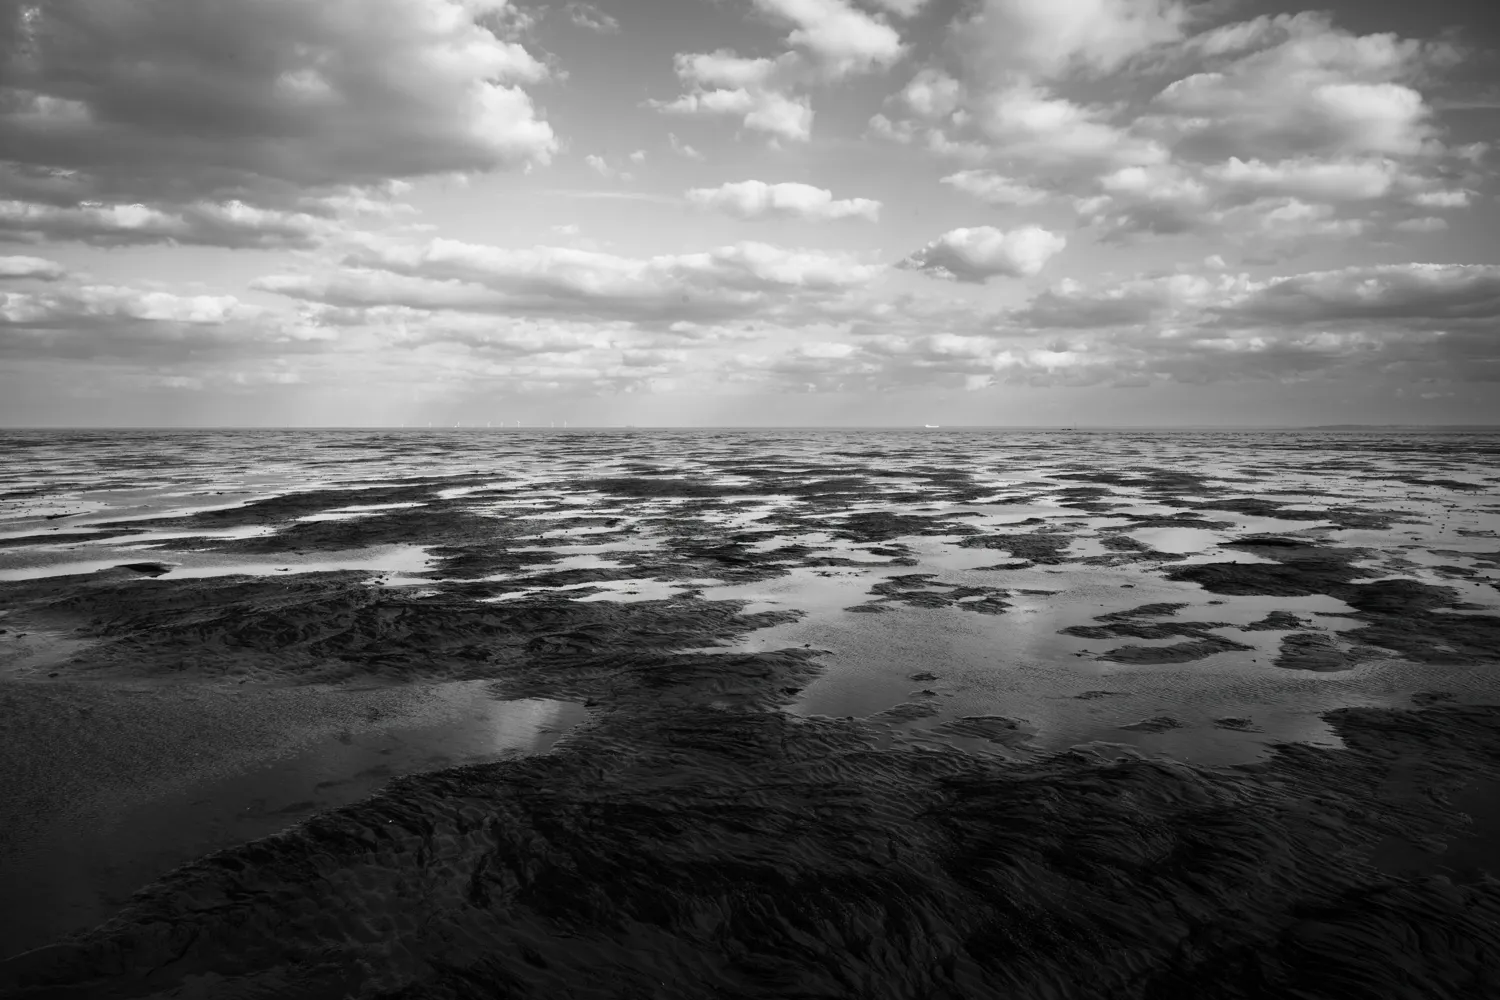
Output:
[
  {"xmin": 480, "ymin": 577, "xmax": 708, "ymax": 603},
  {"xmin": 0, "ymin": 526, "xmax": 117, "ymax": 543},
  {"xmin": 574, "ymin": 579, "xmax": 701, "ymax": 602},
  {"xmin": 80, "ymin": 525, "xmax": 278, "ymax": 544},
  {"xmin": 0, "ymin": 687, "xmax": 587, "ymax": 956},
  {"xmin": 294, "ymin": 502, "xmax": 428, "ymax": 523},
  {"xmin": 0, "ymin": 544, "xmax": 435, "ymax": 583},
  {"xmin": 538, "ymin": 524, "xmax": 627, "ymax": 539},
  {"xmin": 1129, "ymin": 527, "xmax": 1225, "ymax": 554},
  {"xmin": 692, "ymin": 570, "xmax": 1418, "ymax": 767}
]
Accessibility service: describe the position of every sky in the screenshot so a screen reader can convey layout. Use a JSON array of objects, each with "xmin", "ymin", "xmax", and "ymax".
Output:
[{"xmin": 0, "ymin": 0, "xmax": 1497, "ymax": 427}]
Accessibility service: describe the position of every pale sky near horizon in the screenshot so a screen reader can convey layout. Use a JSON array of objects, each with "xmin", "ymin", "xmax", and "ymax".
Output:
[{"xmin": 1, "ymin": 0, "xmax": 1497, "ymax": 427}]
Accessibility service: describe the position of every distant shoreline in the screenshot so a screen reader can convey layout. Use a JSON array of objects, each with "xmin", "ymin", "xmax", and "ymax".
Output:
[{"xmin": 1, "ymin": 425, "xmax": 1497, "ymax": 433}]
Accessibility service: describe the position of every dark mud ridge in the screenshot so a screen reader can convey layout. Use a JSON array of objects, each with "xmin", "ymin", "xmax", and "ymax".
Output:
[
  {"xmin": 2, "ymin": 701, "xmax": 1499, "ymax": 999},
  {"xmin": 1, "ymin": 566, "xmax": 1498, "ymax": 997},
  {"xmin": 1166, "ymin": 536, "xmax": 1500, "ymax": 666}
]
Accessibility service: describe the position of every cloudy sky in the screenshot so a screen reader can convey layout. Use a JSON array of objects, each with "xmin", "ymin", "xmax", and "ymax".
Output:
[{"xmin": 1, "ymin": 0, "xmax": 1497, "ymax": 427}]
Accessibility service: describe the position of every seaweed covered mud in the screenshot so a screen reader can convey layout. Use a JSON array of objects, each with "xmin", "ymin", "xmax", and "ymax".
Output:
[{"xmin": 2, "ymin": 427, "xmax": 1499, "ymax": 998}]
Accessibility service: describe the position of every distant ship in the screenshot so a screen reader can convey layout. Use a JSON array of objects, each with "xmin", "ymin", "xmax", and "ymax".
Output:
[{"xmin": 924, "ymin": 424, "xmax": 940, "ymax": 428}]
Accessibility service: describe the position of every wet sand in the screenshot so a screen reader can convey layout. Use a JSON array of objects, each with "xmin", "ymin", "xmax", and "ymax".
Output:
[
  {"xmin": 1, "ymin": 427, "xmax": 1499, "ymax": 998},
  {"xmin": 0, "ymin": 668, "xmax": 584, "ymax": 955}
]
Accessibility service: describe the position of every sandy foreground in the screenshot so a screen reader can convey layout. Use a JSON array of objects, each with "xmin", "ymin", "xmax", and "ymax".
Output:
[{"xmin": 1, "ymin": 427, "xmax": 1498, "ymax": 998}]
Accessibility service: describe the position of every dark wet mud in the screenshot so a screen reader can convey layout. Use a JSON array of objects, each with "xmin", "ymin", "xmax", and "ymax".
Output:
[
  {"xmin": 3, "ymin": 427, "xmax": 1500, "ymax": 997},
  {"xmin": 4, "ymin": 702, "xmax": 1500, "ymax": 999}
]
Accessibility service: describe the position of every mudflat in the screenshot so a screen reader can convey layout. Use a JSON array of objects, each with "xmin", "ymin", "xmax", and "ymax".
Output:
[{"xmin": 2, "ymin": 427, "xmax": 1498, "ymax": 999}]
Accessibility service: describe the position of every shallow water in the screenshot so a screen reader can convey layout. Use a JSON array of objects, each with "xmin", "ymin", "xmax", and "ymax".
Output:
[
  {"xmin": 0, "ymin": 681, "xmax": 585, "ymax": 954},
  {"xmin": 0, "ymin": 543, "xmax": 436, "ymax": 583},
  {"xmin": 2, "ymin": 428, "xmax": 1499, "ymax": 991},
  {"xmin": 5, "ymin": 429, "xmax": 1499, "ymax": 764}
]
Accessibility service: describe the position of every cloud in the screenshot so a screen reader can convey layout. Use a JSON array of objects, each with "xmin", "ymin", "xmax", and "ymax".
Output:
[
  {"xmin": 1072, "ymin": 148, "xmax": 1468, "ymax": 246},
  {"xmin": 1086, "ymin": 186, "xmax": 1372, "ymax": 247},
  {"xmin": 1071, "ymin": 162, "xmax": 1209, "ymax": 238},
  {"xmin": 650, "ymin": 11, "xmax": 897, "ymax": 146},
  {"xmin": 867, "ymin": 113, "xmax": 917, "ymax": 144},
  {"xmin": 541, "ymin": 189, "xmax": 679, "ymax": 206},
  {"xmin": 4, "ymin": 286, "xmax": 256, "ymax": 327},
  {"xmin": 1211, "ymin": 263, "xmax": 1500, "ymax": 326},
  {"xmin": 957, "ymin": 0, "xmax": 1194, "ymax": 82},
  {"xmin": 871, "ymin": 4, "xmax": 1198, "ymax": 176},
  {"xmin": 668, "ymin": 133, "xmax": 705, "ymax": 160},
  {"xmin": 1146, "ymin": 12, "xmax": 1454, "ymax": 161},
  {"xmin": 1392, "ymin": 216, "xmax": 1448, "ymax": 233},
  {"xmin": 22, "ymin": 257, "xmax": 1500, "ymax": 401},
  {"xmin": 956, "ymin": 262, "xmax": 1500, "ymax": 388},
  {"xmin": 648, "ymin": 85, "xmax": 814, "ymax": 143},
  {"xmin": 899, "ymin": 69, "xmax": 964, "ymax": 119},
  {"xmin": 1008, "ymin": 272, "xmax": 1240, "ymax": 328},
  {"xmin": 686, "ymin": 181, "xmax": 880, "ymax": 221},
  {"xmin": 975, "ymin": 83, "xmax": 1168, "ymax": 169},
  {"xmin": 751, "ymin": 0, "xmax": 905, "ymax": 80},
  {"xmin": 1409, "ymin": 189, "xmax": 1471, "ymax": 208},
  {"xmin": 940, "ymin": 170, "xmax": 1049, "ymax": 205},
  {"xmin": 865, "ymin": 0, "xmax": 930, "ymax": 17},
  {"xmin": 0, "ymin": 276, "xmax": 742, "ymax": 398},
  {"xmin": 1, "ymin": 0, "xmax": 557, "ymax": 249},
  {"xmin": 0, "ymin": 255, "xmax": 66, "ymax": 281},
  {"xmin": 892, "ymin": 261, "xmax": 1500, "ymax": 388},
  {"xmin": 724, "ymin": 327, "xmax": 1145, "ymax": 393},
  {"xmin": 0, "ymin": 198, "xmax": 348, "ymax": 249},
  {"xmin": 0, "ymin": 280, "xmax": 335, "ymax": 366},
  {"xmin": 583, "ymin": 155, "xmax": 635, "ymax": 181},
  {"xmin": 1202, "ymin": 156, "xmax": 1404, "ymax": 202},
  {"xmin": 653, "ymin": 90, "xmax": 755, "ymax": 116},
  {"xmin": 565, "ymin": 2, "xmax": 620, "ymax": 33},
  {"xmin": 650, "ymin": 50, "xmax": 814, "ymax": 141},
  {"xmin": 674, "ymin": 50, "xmax": 792, "ymax": 90},
  {"xmin": 898, "ymin": 226, "xmax": 1067, "ymax": 282},
  {"xmin": 868, "ymin": 6, "xmax": 1478, "ymax": 256},
  {"xmin": 742, "ymin": 91, "xmax": 816, "ymax": 142},
  {"xmin": 1230, "ymin": 198, "xmax": 1366, "ymax": 241},
  {"xmin": 258, "ymin": 237, "xmax": 883, "ymax": 328},
  {"xmin": 3, "ymin": 0, "xmax": 556, "ymax": 202}
]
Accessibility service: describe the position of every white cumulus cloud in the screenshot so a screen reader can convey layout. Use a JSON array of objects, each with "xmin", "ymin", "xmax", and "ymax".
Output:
[
  {"xmin": 899, "ymin": 226, "xmax": 1067, "ymax": 282},
  {"xmin": 958, "ymin": 0, "xmax": 1194, "ymax": 82},
  {"xmin": 0, "ymin": 256, "xmax": 67, "ymax": 281},
  {"xmin": 941, "ymin": 170, "xmax": 1050, "ymax": 205},
  {"xmin": 752, "ymin": 0, "xmax": 906, "ymax": 79},
  {"xmin": 686, "ymin": 181, "xmax": 881, "ymax": 221}
]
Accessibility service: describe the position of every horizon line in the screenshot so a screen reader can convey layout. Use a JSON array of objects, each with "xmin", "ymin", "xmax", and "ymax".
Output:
[{"xmin": 3, "ymin": 424, "xmax": 1498, "ymax": 432}]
